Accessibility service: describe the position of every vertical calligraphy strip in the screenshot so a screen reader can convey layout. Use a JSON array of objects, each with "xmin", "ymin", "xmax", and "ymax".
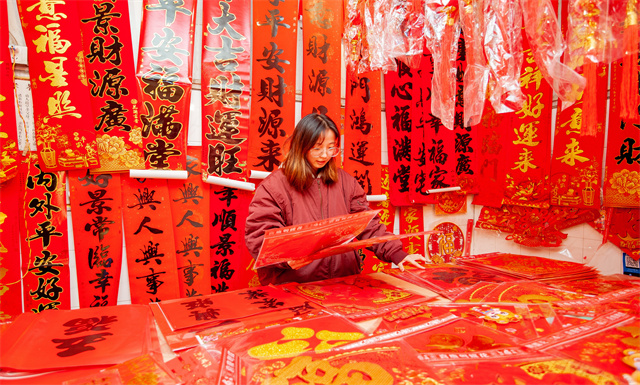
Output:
[
  {"xmin": 210, "ymin": 186, "xmax": 253, "ymax": 292},
  {"xmin": 69, "ymin": 171, "xmax": 123, "ymax": 308},
  {"xmin": 122, "ymin": 177, "xmax": 180, "ymax": 304},
  {"xmin": 78, "ymin": 0, "xmax": 144, "ymax": 173},
  {"xmin": 410, "ymin": 53, "xmax": 431, "ymax": 204},
  {"xmin": 502, "ymin": 40, "xmax": 553, "ymax": 208},
  {"xmin": 136, "ymin": 0, "xmax": 196, "ymax": 170},
  {"xmin": 19, "ymin": 153, "xmax": 70, "ymax": 312},
  {"xmin": 604, "ymin": 54, "xmax": 640, "ymax": 208},
  {"xmin": 344, "ymin": 68, "xmax": 382, "ymax": 195},
  {"xmin": 0, "ymin": 0, "xmax": 18, "ymax": 184},
  {"xmin": 17, "ymin": 0, "xmax": 100, "ymax": 171},
  {"xmin": 169, "ymin": 147, "xmax": 210, "ymax": 298},
  {"xmin": 201, "ymin": 0, "xmax": 252, "ymax": 180},
  {"xmin": 399, "ymin": 206, "xmax": 424, "ymax": 256},
  {"xmin": 247, "ymin": 0, "xmax": 299, "ymax": 173},
  {"xmin": 0, "ymin": 175, "xmax": 23, "ymax": 320},
  {"xmin": 384, "ymin": 60, "xmax": 414, "ymax": 207},
  {"xmin": 301, "ymin": 0, "xmax": 343, "ymax": 127}
]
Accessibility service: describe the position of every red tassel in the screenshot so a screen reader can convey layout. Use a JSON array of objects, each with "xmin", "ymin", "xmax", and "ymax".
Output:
[
  {"xmin": 581, "ymin": 61, "xmax": 598, "ymax": 137},
  {"xmin": 620, "ymin": 21, "xmax": 639, "ymax": 122}
]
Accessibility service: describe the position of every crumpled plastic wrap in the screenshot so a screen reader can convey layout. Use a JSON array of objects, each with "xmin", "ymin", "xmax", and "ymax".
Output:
[
  {"xmin": 386, "ymin": 0, "xmax": 425, "ymax": 69},
  {"xmin": 365, "ymin": 0, "xmax": 399, "ymax": 73},
  {"xmin": 423, "ymin": 0, "xmax": 461, "ymax": 130},
  {"xmin": 459, "ymin": 0, "xmax": 489, "ymax": 126},
  {"xmin": 520, "ymin": 0, "xmax": 586, "ymax": 109},
  {"xmin": 343, "ymin": 0, "xmax": 373, "ymax": 76},
  {"xmin": 483, "ymin": 0, "xmax": 525, "ymax": 113}
]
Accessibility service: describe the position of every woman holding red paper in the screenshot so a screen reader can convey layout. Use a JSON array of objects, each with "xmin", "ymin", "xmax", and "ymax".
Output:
[{"xmin": 245, "ymin": 113, "xmax": 427, "ymax": 285}]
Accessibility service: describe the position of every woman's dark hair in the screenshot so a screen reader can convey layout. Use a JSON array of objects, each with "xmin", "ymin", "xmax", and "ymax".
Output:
[{"xmin": 282, "ymin": 113, "xmax": 340, "ymax": 191}]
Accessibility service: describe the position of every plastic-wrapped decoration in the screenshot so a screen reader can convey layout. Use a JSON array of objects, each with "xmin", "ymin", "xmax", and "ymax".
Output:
[
  {"xmin": 343, "ymin": 0, "xmax": 372, "ymax": 76},
  {"xmin": 386, "ymin": 0, "xmax": 425, "ymax": 69},
  {"xmin": 483, "ymin": 0, "xmax": 525, "ymax": 113},
  {"xmin": 365, "ymin": 0, "xmax": 398, "ymax": 73},
  {"xmin": 459, "ymin": 0, "xmax": 489, "ymax": 126},
  {"xmin": 423, "ymin": 0, "xmax": 461, "ymax": 130},
  {"xmin": 520, "ymin": 0, "xmax": 586, "ymax": 110},
  {"xmin": 620, "ymin": 0, "xmax": 639, "ymax": 121}
]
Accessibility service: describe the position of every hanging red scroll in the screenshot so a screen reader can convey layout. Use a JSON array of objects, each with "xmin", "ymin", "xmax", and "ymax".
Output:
[
  {"xmin": 502, "ymin": 39, "xmax": 553, "ymax": 208},
  {"xmin": 247, "ymin": 0, "xmax": 298, "ymax": 173},
  {"xmin": 121, "ymin": 177, "xmax": 180, "ymax": 304},
  {"xmin": 201, "ymin": 0, "xmax": 251, "ymax": 180},
  {"xmin": 19, "ymin": 153, "xmax": 70, "ymax": 312},
  {"xmin": 136, "ymin": 0, "xmax": 196, "ymax": 170},
  {"xmin": 385, "ymin": 60, "xmax": 414, "ymax": 207},
  {"xmin": 0, "ymin": 175, "xmax": 22, "ymax": 320},
  {"xmin": 344, "ymin": 69, "xmax": 382, "ymax": 195},
  {"xmin": 210, "ymin": 186, "xmax": 254, "ymax": 292},
  {"xmin": 17, "ymin": 0, "xmax": 100, "ymax": 171},
  {"xmin": 0, "ymin": 0, "xmax": 18, "ymax": 184},
  {"xmin": 410, "ymin": 51, "xmax": 433, "ymax": 204},
  {"xmin": 169, "ymin": 147, "xmax": 210, "ymax": 297},
  {"xmin": 605, "ymin": 54, "xmax": 640, "ymax": 207},
  {"xmin": 77, "ymin": 0, "xmax": 144, "ymax": 173},
  {"xmin": 301, "ymin": 0, "xmax": 342, "ymax": 127},
  {"xmin": 400, "ymin": 206, "xmax": 425, "ymax": 256},
  {"xmin": 69, "ymin": 171, "xmax": 122, "ymax": 308}
]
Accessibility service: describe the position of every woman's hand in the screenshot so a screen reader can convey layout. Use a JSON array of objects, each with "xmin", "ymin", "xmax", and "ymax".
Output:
[{"xmin": 397, "ymin": 254, "xmax": 429, "ymax": 271}]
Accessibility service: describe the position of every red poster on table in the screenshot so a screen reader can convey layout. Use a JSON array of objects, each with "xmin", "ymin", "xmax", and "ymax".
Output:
[
  {"xmin": 201, "ymin": 0, "xmax": 251, "ymax": 180},
  {"xmin": 0, "ymin": 176, "xmax": 22, "ymax": 319},
  {"xmin": 17, "ymin": 0, "xmax": 100, "ymax": 171},
  {"xmin": 19, "ymin": 154, "xmax": 70, "ymax": 312},
  {"xmin": 69, "ymin": 171, "xmax": 122, "ymax": 308},
  {"xmin": 136, "ymin": 0, "xmax": 196, "ymax": 170}
]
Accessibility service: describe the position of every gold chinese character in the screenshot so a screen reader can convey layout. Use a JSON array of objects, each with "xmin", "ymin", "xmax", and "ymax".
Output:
[
  {"xmin": 438, "ymin": 233, "xmax": 456, "ymax": 255},
  {"xmin": 45, "ymin": 90, "xmax": 81, "ymax": 122},
  {"xmin": 39, "ymin": 57, "xmax": 68, "ymax": 87},
  {"xmin": 512, "ymin": 148, "xmax": 538, "ymax": 172},
  {"xmin": 26, "ymin": 0, "xmax": 67, "ymax": 21},
  {"xmin": 556, "ymin": 138, "xmax": 589, "ymax": 166},
  {"xmin": 516, "ymin": 93, "xmax": 545, "ymax": 119},
  {"xmin": 520, "ymin": 66, "xmax": 542, "ymax": 91},
  {"xmin": 403, "ymin": 207, "xmax": 418, "ymax": 223},
  {"xmin": 560, "ymin": 108, "xmax": 582, "ymax": 135},
  {"xmin": 33, "ymin": 23, "xmax": 71, "ymax": 54},
  {"xmin": 513, "ymin": 122, "xmax": 540, "ymax": 146}
]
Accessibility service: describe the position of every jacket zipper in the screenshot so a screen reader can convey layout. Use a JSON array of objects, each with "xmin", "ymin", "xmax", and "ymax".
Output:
[{"xmin": 317, "ymin": 179, "xmax": 323, "ymax": 219}]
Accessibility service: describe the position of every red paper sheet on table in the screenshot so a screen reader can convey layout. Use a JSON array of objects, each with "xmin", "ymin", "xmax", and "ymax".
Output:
[
  {"xmin": 247, "ymin": 0, "xmax": 298, "ymax": 173},
  {"xmin": 0, "ymin": 305, "xmax": 153, "ymax": 372},
  {"xmin": 253, "ymin": 210, "xmax": 380, "ymax": 269},
  {"xmin": 77, "ymin": 0, "xmax": 144, "ymax": 173},
  {"xmin": 19, "ymin": 154, "xmax": 70, "ymax": 312},
  {"xmin": 604, "ymin": 55, "xmax": 640, "ymax": 208},
  {"xmin": 301, "ymin": 0, "xmax": 342, "ymax": 128},
  {"xmin": 0, "ymin": 0, "xmax": 18, "ymax": 184},
  {"xmin": 547, "ymin": 275, "xmax": 635, "ymax": 296},
  {"xmin": 17, "ymin": 0, "xmax": 100, "ymax": 171},
  {"xmin": 481, "ymin": 281, "xmax": 586, "ymax": 303},
  {"xmin": 399, "ymin": 206, "xmax": 424, "ymax": 255},
  {"xmin": 384, "ymin": 60, "xmax": 414, "ymax": 206},
  {"xmin": 69, "ymin": 171, "xmax": 122, "ymax": 308},
  {"xmin": 402, "ymin": 263, "xmax": 518, "ymax": 294},
  {"xmin": 0, "ymin": 175, "xmax": 22, "ymax": 320},
  {"xmin": 169, "ymin": 147, "xmax": 210, "ymax": 298},
  {"xmin": 502, "ymin": 38, "xmax": 553, "ymax": 208},
  {"xmin": 157, "ymin": 285, "xmax": 308, "ymax": 331},
  {"xmin": 136, "ymin": 0, "xmax": 196, "ymax": 170},
  {"xmin": 121, "ymin": 177, "xmax": 180, "ymax": 304},
  {"xmin": 344, "ymin": 68, "xmax": 382, "ymax": 195},
  {"xmin": 201, "ymin": 0, "xmax": 251, "ymax": 180},
  {"xmin": 210, "ymin": 185, "xmax": 254, "ymax": 292}
]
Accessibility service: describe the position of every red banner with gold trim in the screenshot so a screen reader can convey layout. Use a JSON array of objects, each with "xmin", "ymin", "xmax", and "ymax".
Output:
[
  {"xmin": 399, "ymin": 205, "xmax": 424, "ymax": 256},
  {"xmin": 69, "ymin": 170, "xmax": 122, "ymax": 308},
  {"xmin": 122, "ymin": 177, "xmax": 180, "ymax": 304},
  {"xmin": 78, "ymin": 0, "xmax": 144, "ymax": 173},
  {"xmin": 17, "ymin": 0, "xmax": 100, "ymax": 171},
  {"xmin": 344, "ymin": 68, "xmax": 381, "ymax": 195},
  {"xmin": 247, "ymin": 0, "xmax": 298, "ymax": 173},
  {"xmin": 0, "ymin": 0, "xmax": 18, "ymax": 184},
  {"xmin": 19, "ymin": 153, "xmax": 70, "ymax": 312},
  {"xmin": 605, "ymin": 55, "xmax": 640, "ymax": 208},
  {"xmin": 169, "ymin": 147, "xmax": 210, "ymax": 297},
  {"xmin": 201, "ymin": 0, "xmax": 251, "ymax": 180},
  {"xmin": 136, "ymin": 0, "xmax": 196, "ymax": 170},
  {"xmin": 385, "ymin": 60, "xmax": 414, "ymax": 206},
  {"xmin": 0, "ymin": 175, "xmax": 23, "ymax": 320},
  {"xmin": 301, "ymin": 0, "xmax": 342, "ymax": 127},
  {"xmin": 210, "ymin": 186, "xmax": 255, "ymax": 292}
]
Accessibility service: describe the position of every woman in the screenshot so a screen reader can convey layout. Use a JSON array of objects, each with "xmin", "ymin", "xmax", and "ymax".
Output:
[{"xmin": 245, "ymin": 113, "xmax": 427, "ymax": 285}]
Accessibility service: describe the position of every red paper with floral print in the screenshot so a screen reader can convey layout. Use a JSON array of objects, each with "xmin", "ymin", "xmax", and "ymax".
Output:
[
  {"xmin": 481, "ymin": 281, "xmax": 587, "ymax": 303},
  {"xmin": 0, "ymin": 304, "xmax": 154, "ymax": 372},
  {"xmin": 201, "ymin": 0, "xmax": 251, "ymax": 181},
  {"xmin": 301, "ymin": 0, "xmax": 342, "ymax": 128},
  {"xmin": 344, "ymin": 69, "xmax": 382, "ymax": 196},
  {"xmin": 400, "ymin": 206, "xmax": 424, "ymax": 255},
  {"xmin": 69, "ymin": 171, "xmax": 122, "ymax": 308},
  {"xmin": 601, "ymin": 208, "xmax": 640, "ymax": 259},
  {"xmin": 247, "ymin": 0, "xmax": 298, "ymax": 173},
  {"xmin": 136, "ymin": 0, "xmax": 196, "ymax": 170},
  {"xmin": 604, "ymin": 56, "xmax": 640, "ymax": 208},
  {"xmin": 19, "ymin": 154, "xmax": 70, "ymax": 312},
  {"xmin": 426, "ymin": 222, "xmax": 465, "ymax": 264},
  {"xmin": 0, "ymin": 175, "xmax": 22, "ymax": 320},
  {"xmin": 17, "ymin": 0, "xmax": 100, "ymax": 171},
  {"xmin": 77, "ymin": 0, "xmax": 144, "ymax": 173},
  {"xmin": 169, "ymin": 147, "xmax": 210, "ymax": 298},
  {"xmin": 0, "ymin": 0, "xmax": 18, "ymax": 184},
  {"xmin": 121, "ymin": 177, "xmax": 180, "ymax": 304}
]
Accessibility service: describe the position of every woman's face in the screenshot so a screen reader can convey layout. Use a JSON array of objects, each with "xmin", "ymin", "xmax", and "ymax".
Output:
[{"xmin": 305, "ymin": 128, "xmax": 337, "ymax": 173}]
